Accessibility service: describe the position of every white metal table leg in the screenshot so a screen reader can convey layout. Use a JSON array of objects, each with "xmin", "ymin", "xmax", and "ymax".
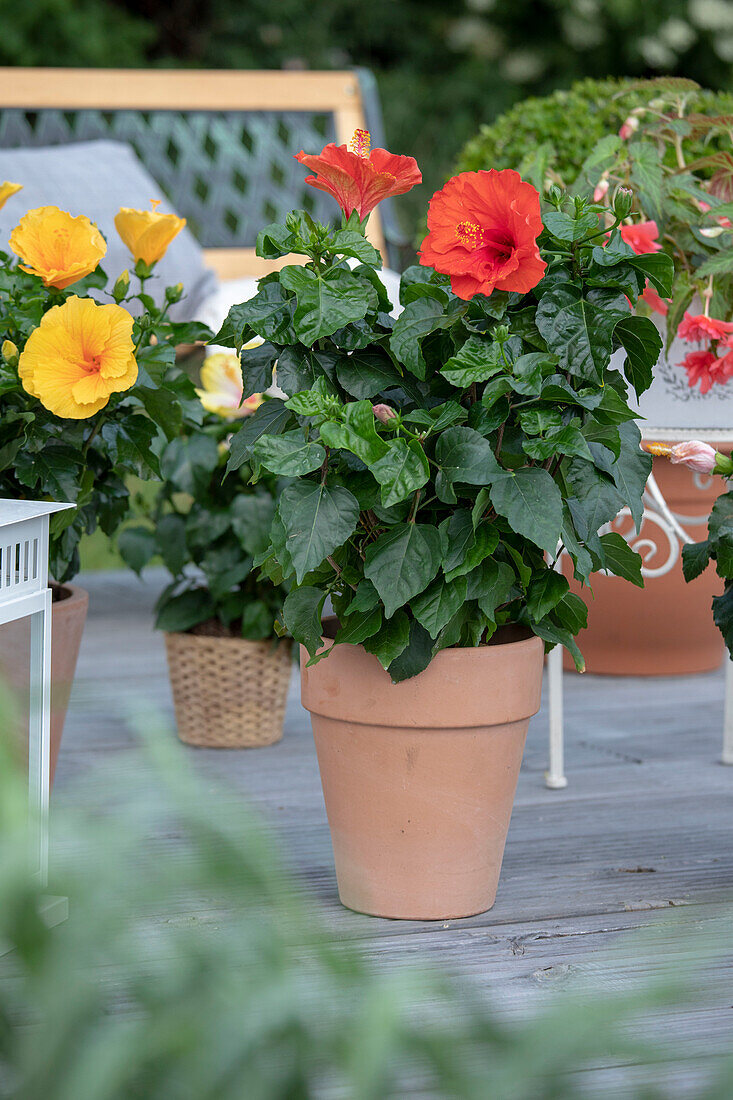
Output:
[
  {"xmin": 28, "ymin": 590, "xmax": 52, "ymax": 886},
  {"xmin": 545, "ymin": 643, "xmax": 568, "ymax": 789},
  {"xmin": 723, "ymin": 658, "xmax": 733, "ymax": 766}
]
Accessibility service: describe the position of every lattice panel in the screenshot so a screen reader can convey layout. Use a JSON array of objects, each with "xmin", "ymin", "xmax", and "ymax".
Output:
[{"xmin": 0, "ymin": 108, "xmax": 339, "ymax": 247}]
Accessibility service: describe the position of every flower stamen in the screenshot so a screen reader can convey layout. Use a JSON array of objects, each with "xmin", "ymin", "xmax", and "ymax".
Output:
[
  {"xmin": 350, "ymin": 129, "xmax": 371, "ymax": 159},
  {"xmin": 456, "ymin": 221, "xmax": 482, "ymax": 249}
]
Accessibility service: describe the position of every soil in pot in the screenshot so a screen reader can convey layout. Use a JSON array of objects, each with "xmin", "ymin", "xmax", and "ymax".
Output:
[
  {"xmin": 0, "ymin": 583, "xmax": 89, "ymax": 786},
  {"xmin": 563, "ymin": 455, "xmax": 726, "ymax": 676},
  {"xmin": 165, "ymin": 625, "xmax": 292, "ymax": 748},
  {"xmin": 301, "ymin": 624, "xmax": 544, "ymax": 921}
]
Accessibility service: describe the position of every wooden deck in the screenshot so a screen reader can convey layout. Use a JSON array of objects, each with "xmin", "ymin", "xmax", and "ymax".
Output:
[{"xmin": 54, "ymin": 571, "xmax": 733, "ymax": 1094}]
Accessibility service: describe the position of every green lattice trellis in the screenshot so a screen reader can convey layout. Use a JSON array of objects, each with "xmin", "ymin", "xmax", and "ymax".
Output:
[{"xmin": 0, "ymin": 107, "xmax": 343, "ymax": 248}]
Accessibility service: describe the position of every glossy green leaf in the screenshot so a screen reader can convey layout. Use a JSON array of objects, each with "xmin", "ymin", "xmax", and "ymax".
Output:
[
  {"xmin": 364, "ymin": 523, "xmax": 442, "ymax": 618},
  {"xmin": 279, "ymin": 481, "xmax": 360, "ymax": 583}
]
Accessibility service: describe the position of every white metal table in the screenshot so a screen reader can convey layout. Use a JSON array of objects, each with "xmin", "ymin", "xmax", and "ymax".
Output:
[{"xmin": 0, "ymin": 499, "xmax": 74, "ymax": 883}]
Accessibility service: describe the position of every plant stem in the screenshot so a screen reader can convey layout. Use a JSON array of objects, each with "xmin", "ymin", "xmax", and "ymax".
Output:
[{"xmin": 408, "ymin": 488, "xmax": 422, "ymax": 523}]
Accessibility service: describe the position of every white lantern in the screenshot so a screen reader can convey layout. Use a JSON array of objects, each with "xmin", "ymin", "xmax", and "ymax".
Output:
[{"xmin": 0, "ymin": 499, "xmax": 74, "ymax": 886}]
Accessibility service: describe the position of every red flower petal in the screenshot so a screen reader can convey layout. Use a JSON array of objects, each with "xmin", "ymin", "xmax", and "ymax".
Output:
[
  {"xmin": 419, "ymin": 169, "xmax": 546, "ymax": 300},
  {"xmin": 295, "ymin": 140, "xmax": 420, "ymax": 220}
]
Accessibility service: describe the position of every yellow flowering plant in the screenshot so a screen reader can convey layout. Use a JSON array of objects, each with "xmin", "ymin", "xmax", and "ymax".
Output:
[
  {"xmin": 0, "ymin": 192, "xmax": 211, "ymax": 582},
  {"xmin": 118, "ymin": 350, "xmax": 288, "ymax": 641}
]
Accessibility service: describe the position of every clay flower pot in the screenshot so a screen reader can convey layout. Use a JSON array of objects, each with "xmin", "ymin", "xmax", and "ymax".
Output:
[
  {"xmin": 0, "ymin": 584, "xmax": 88, "ymax": 786},
  {"xmin": 563, "ymin": 455, "xmax": 726, "ymax": 676},
  {"xmin": 301, "ymin": 625, "xmax": 544, "ymax": 920}
]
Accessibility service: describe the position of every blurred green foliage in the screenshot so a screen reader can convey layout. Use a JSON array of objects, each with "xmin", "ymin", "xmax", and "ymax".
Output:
[
  {"xmin": 4, "ymin": 0, "xmax": 733, "ymax": 236},
  {"xmin": 0, "ymin": 723, "xmax": 733, "ymax": 1097},
  {"xmin": 0, "ymin": 0, "xmax": 153, "ymax": 66},
  {"xmin": 457, "ymin": 77, "xmax": 733, "ymax": 188}
]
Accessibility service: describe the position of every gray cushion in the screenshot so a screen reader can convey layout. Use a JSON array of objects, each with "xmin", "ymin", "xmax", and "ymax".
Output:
[{"xmin": 0, "ymin": 139, "xmax": 216, "ymax": 319}]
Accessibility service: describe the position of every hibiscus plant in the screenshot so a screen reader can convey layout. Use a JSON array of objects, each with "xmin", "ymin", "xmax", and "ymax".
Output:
[
  {"xmin": 647, "ymin": 439, "xmax": 733, "ymax": 655},
  {"xmin": 567, "ymin": 78, "xmax": 733, "ymax": 395},
  {"xmin": 0, "ymin": 189, "xmax": 209, "ymax": 583},
  {"xmin": 215, "ymin": 132, "xmax": 674, "ymax": 681},
  {"xmin": 118, "ymin": 352, "xmax": 290, "ymax": 642}
]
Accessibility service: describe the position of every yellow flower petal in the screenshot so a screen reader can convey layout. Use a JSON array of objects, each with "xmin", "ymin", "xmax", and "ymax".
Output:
[
  {"xmin": 114, "ymin": 201, "xmax": 186, "ymax": 265},
  {"xmin": 9, "ymin": 206, "xmax": 106, "ymax": 290},
  {"xmin": 0, "ymin": 181, "xmax": 22, "ymax": 212},
  {"xmin": 18, "ymin": 296, "xmax": 137, "ymax": 419}
]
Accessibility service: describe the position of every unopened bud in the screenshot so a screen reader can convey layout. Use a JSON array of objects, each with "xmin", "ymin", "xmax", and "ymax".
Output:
[
  {"xmin": 372, "ymin": 403, "xmax": 397, "ymax": 424},
  {"xmin": 2, "ymin": 340, "xmax": 18, "ymax": 367},
  {"xmin": 593, "ymin": 177, "xmax": 610, "ymax": 203},
  {"xmin": 112, "ymin": 270, "xmax": 130, "ymax": 302},
  {"xmin": 165, "ymin": 282, "xmax": 184, "ymax": 304},
  {"xmin": 619, "ymin": 116, "xmax": 640, "ymax": 141},
  {"xmin": 613, "ymin": 188, "xmax": 634, "ymax": 221}
]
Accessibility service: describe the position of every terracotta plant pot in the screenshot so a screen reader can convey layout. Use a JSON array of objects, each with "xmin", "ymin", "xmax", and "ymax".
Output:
[
  {"xmin": 165, "ymin": 631, "xmax": 292, "ymax": 748},
  {"xmin": 0, "ymin": 584, "xmax": 89, "ymax": 785},
  {"xmin": 564, "ymin": 455, "xmax": 725, "ymax": 676},
  {"xmin": 301, "ymin": 625, "xmax": 544, "ymax": 920}
]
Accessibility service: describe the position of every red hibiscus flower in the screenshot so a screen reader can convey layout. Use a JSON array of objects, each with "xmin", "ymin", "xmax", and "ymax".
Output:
[
  {"xmin": 640, "ymin": 286, "xmax": 669, "ymax": 316},
  {"xmin": 419, "ymin": 169, "xmax": 546, "ymax": 300},
  {"xmin": 677, "ymin": 312, "xmax": 733, "ymax": 345},
  {"xmin": 619, "ymin": 220, "xmax": 662, "ymax": 255},
  {"xmin": 681, "ymin": 349, "xmax": 733, "ymax": 394},
  {"xmin": 294, "ymin": 129, "xmax": 421, "ymax": 221}
]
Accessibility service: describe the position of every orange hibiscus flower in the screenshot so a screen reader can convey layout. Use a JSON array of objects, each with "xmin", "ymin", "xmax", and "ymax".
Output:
[
  {"xmin": 295, "ymin": 129, "xmax": 421, "ymax": 220},
  {"xmin": 419, "ymin": 169, "xmax": 546, "ymax": 300}
]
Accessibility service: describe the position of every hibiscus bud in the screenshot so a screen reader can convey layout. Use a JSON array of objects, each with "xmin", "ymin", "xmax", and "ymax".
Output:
[
  {"xmin": 2, "ymin": 340, "xmax": 18, "ymax": 367},
  {"xmin": 613, "ymin": 188, "xmax": 634, "ymax": 221},
  {"xmin": 593, "ymin": 177, "xmax": 610, "ymax": 203},
  {"xmin": 372, "ymin": 403, "xmax": 397, "ymax": 424},
  {"xmin": 643, "ymin": 440, "xmax": 727, "ymax": 475},
  {"xmin": 112, "ymin": 270, "xmax": 130, "ymax": 302},
  {"xmin": 165, "ymin": 282, "xmax": 184, "ymax": 303},
  {"xmin": 619, "ymin": 116, "xmax": 640, "ymax": 141}
]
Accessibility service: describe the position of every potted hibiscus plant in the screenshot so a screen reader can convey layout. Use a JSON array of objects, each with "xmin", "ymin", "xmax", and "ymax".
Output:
[
  {"xmin": 120, "ymin": 350, "xmax": 293, "ymax": 750},
  {"xmin": 0, "ymin": 184, "xmax": 207, "ymax": 779},
  {"xmin": 460, "ymin": 77, "xmax": 733, "ymax": 677},
  {"xmin": 214, "ymin": 132, "xmax": 672, "ymax": 920}
]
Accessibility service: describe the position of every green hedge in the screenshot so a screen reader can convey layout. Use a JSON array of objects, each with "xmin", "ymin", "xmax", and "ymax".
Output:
[{"xmin": 457, "ymin": 77, "xmax": 733, "ymax": 186}]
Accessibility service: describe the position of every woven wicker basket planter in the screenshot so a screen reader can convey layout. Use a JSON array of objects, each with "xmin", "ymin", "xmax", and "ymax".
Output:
[{"xmin": 165, "ymin": 631, "xmax": 293, "ymax": 748}]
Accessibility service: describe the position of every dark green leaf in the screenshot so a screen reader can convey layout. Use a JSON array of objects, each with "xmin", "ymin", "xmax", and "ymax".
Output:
[
  {"xmin": 252, "ymin": 430, "xmax": 326, "ymax": 476},
  {"xmin": 387, "ymin": 620, "xmax": 434, "ymax": 682},
  {"xmin": 615, "ymin": 315, "xmax": 662, "ymax": 398},
  {"xmin": 599, "ymin": 531, "xmax": 644, "ymax": 587},
  {"xmin": 490, "ymin": 468, "xmax": 564, "ymax": 555},
  {"xmin": 364, "ymin": 523, "xmax": 442, "ymax": 618},
  {"xmin": 279, "ymin": 481, "xmax": 360, "ymax": 583},
  {"xmin": 283, "ymin": 586, "xmax": 327, "ymax": 655},
  {"xmin": 118, "ymin": 525, "xmax": 156, "ymax": 575},
  {"xmin": 682, "ymin": 539, "xmax": 711, "ymax": 583},
  {"xmin": 411, "ymin": 575, "xmax": 467, "ymax": 638},
  {"xmin": 226, "ymin": 400, "xmax": 293, "ymax": 474},
  {"xmin": 370, "ymin": 439, "xmax": 430, "ymax": 507},
  {"xmin": 280, "ymin": 266, "xmax": 375, "ymax": 343}
]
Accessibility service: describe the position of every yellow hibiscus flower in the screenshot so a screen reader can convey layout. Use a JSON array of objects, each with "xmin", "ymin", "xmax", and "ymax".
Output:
[
  {"xmin": 0, "ymin": 181, "xmax": 22, "ymax": 211},
  {"xmin": 9, "ymin": 206, "xmax": 107, "ymax": 290},
  {"xmin": 196, "ymin": 349, "xmax": 264, "ymax": 419},
  {"xmin": 18, "ymin": 296, "xmax": 138, "ymax": 419},
  {"xmin": 114, "ymin": 200, "xmax": 186, "ymax": 266}
]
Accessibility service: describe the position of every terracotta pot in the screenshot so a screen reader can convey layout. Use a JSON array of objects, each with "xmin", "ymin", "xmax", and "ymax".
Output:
[
  {"xmin": 301, "ymin": 625, "xmax": 544, "ymax": 920},
  {"xmin": 564, "ymin": 455, "xmax": 725, "ymax": 676},
  {"xmin": 0, "ymin": 584, "xmax": 88, "ymax": 785}
]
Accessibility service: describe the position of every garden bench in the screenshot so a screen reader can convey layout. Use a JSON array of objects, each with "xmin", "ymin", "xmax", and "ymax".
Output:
[{"xmin": 0, "ymin": 66, "xmax": 406, "ymax": 275}]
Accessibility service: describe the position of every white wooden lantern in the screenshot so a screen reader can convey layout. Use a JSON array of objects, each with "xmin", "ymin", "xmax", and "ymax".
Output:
[{"xmin": 0, "ymin": 499, "xmax": 74, "ymax": 884}]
